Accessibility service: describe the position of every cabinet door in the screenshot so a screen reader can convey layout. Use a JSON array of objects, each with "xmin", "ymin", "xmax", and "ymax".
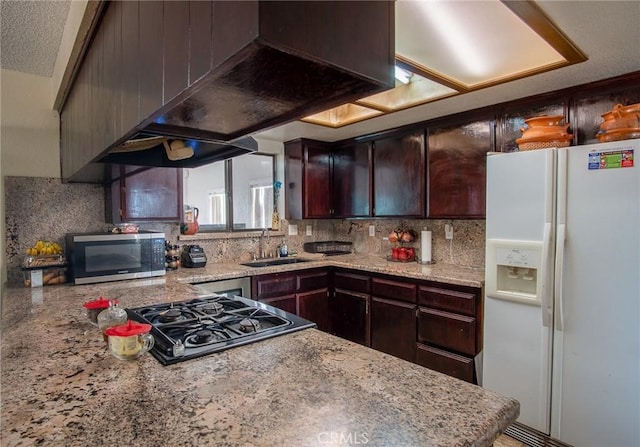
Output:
[
  {"xmin": 304, "ymin": 144, "xmax": 333, "ymax": 218},
  {"xmin": 416, "ymin": 343, "xmax": 475, "ymax": 383},
  {"xmin": 372, "ymin": 131, "xmax": 425, "ymax": 217},
  {"xmin": 284, "ymin": 139, "xmax": 332, "ymax": 219},
  {"xmin": 417, "ymin": 307, "xmax": 476, "ymax": 356},
  {"xmin": 117, "ymin": 167, "xmax": 183, "ymax": 222},
  {"xmin": 333, "ymin": 142, "xmax": 371, "ymax": 217},
  {"xmin": 427, "ymin": 119, "xmax": 492, "ymax": 218},
  {"xmin": 298, "ymin": 289, "xmax": 330, "ymax": 332},
  {"xmin": 371, "ymin": 297, "xmax": 417, "ymax": 362},
  {"xmin": 261, "ymin": 294, "xmax": 298, "ymax": 315},
  {"xmin": 331, "ymin": 289, "xmax": 370, "ymax": 346}
]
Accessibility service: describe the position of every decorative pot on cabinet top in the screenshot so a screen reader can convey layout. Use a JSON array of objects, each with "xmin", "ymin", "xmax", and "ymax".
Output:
[{"xmin": 516, "ymin": 115, "xmax": 573, "ymax": 150}]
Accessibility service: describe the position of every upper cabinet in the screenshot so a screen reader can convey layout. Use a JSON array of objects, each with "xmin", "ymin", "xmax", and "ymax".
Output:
[
  {"xmin": 332, "ymin": 142, "xmax": 372, "ymax": 218},
  {"xmin": 106, "ymin": 167, "xmax": 183, "ymax": 223},
  {"xmin": 285, "ymin": 139, "xmax": 333, "ymax": 220},
  {"xmin": 59, "ymin": 1, "xmax": 395, "ymax": 183},
  {"xmin": 286, "ymin": 132, "xmax": 426, "ymax": 219},
  {"xmin": 427, "ymin": 119, "xmax": 492, "ymax": 218},
  {"xmin": 372, "ymin": 131, "xmax": 425, "ymax": 217}
]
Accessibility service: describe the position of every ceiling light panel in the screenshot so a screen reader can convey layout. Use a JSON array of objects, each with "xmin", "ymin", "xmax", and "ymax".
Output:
[{"xmin": 395, "ymin": 0, "xmax": 565, "ymax": 86}]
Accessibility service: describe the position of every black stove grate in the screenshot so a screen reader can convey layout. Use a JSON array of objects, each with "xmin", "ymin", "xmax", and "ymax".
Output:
[{"xmin": 126, "ymin": 294, "xmax": 316, "ymax": 365}]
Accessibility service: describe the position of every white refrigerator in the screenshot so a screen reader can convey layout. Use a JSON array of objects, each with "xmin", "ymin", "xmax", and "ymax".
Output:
[{"xmin": 483, "ymin": 139, "xmax": 639, "ymax": 447}]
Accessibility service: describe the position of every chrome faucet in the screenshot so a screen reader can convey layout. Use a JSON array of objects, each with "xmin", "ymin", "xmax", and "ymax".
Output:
[{"xmin": 259, "ymin": 228, "xmax": 270, "ymax": 258}]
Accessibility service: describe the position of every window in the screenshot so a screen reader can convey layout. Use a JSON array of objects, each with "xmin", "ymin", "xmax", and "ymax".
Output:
[
  {"xmin": 209, "ymin": 192, "xmax": 226, "ymax": 226},
  {"xmin": 183, "ymin": 153, "xmax": 276, "ymax": 231},
  {"xmin": 250, "ymin": 184, "xmax": 274, "ymax": 228}
]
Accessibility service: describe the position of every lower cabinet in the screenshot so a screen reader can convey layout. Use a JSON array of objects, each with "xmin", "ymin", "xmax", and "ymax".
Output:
[
  {"xmin": 370, "ymin": 276, "xmax": 417, "ymax": 363},
  {"xmin": 416, "ymin": 344, "xmax": 475, "ymax": 382},
  {"xmin": 331, "ymin": 271, "xmax": 370, "ymax": 346},
  {"xmin": 416, "ymin": 283, "xmax": 482, "ymax": 383},
  {"xmin": 252, "ymin": 269, "xmax": 330, "ymax": 332},
  {"xmin": 253, "ymin": 267, "xmax": 482, "ymax": 384},
  {"xmin": 371, "ymin": 297, "xmax": 416, "ymax": 362}
]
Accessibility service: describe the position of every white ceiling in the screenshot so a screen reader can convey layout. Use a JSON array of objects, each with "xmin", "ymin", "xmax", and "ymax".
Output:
[
  {"xmin": 1, "ymin": 1, "xmax": 639, "ymax": 143},
  {"xmin": 0, "ymin": 0, "xmax": 70, "ymax": 77}
]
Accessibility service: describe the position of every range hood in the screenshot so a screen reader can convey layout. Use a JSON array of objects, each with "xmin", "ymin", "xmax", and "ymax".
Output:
[
  {"xmin": 60, "ymin": 1, "xmax": 395, "ymax": 183},
  {"xmin": 100, "ymin": 134, "xmax": 258, "ymax": 169}
]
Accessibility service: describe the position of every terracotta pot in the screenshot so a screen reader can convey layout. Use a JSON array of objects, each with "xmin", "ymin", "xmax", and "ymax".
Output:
[
  {"xmin": 517, "ymin": 115, "xmax": 573, "ymax": 150},
  {"xmin": 600, "ymin": 103, "xmax": 640, "ymax": 132},
  {"xmin": 523, "ymin": 115, "xmax": 565, "ymax": 128}
]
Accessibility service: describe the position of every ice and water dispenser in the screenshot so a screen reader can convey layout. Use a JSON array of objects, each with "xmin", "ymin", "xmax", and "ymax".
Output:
[{"xmin": 485, "ymin": 239, "xmax": 544, "ymax": 305}]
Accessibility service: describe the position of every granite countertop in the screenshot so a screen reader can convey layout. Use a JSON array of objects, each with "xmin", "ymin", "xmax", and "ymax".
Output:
[
  {"xmin": 1, "ymin": 278, "xmax": 516, "ymax": 447},
  {"xmin": 173, "ymin": 253, "xmax": 486, "ymax": 288}
]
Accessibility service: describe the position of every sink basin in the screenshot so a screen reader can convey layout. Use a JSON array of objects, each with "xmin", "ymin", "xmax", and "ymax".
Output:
[{"xmin": 241, "ymin": 258, "xmax": 311, "ymax": 268}]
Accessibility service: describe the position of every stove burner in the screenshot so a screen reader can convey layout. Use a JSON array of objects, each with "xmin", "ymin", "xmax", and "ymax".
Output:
[
  {"xmin": 159, "ymin": 308, "xmax": 184, "ymax": 323},
  {"xmin": 193, "ymin": 329, "xmax": 215, "ymax": 344},
  {"xmin": 239, "ymin": 318, "xmax": 261, "ymax": 333},
  {"xmin": 198, "ymin": 302, "xmax": 224, "ymax": 316}
]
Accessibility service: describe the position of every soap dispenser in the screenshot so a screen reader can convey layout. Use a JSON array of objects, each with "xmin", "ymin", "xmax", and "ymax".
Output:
[{"xmin": 279, "ymin": 239, "xmax": 288, "ymax": 257}]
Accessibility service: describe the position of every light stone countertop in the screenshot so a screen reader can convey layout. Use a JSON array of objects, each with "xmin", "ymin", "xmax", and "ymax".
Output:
[
  {"xmin": 173, "ymin": 253, "xmax": 486, "ymax": 288},
  {"xmin": 1, "ymin": 257, "xmax": 512, "ymax": 447}
]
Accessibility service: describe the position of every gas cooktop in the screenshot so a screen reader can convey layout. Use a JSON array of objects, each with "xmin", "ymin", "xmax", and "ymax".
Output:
[{"xmin": 126, "ymin": 295, "xmax": 316, "ymax": 365}]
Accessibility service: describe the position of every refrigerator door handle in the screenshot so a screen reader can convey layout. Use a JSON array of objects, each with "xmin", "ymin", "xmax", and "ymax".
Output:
[
  {"xmin": 554, "ymin": 223, "xmax": 566, "ymax": 331},
  {"xmin": 540, "ymin": 222, "xmax": 553, "ymax": 327}
]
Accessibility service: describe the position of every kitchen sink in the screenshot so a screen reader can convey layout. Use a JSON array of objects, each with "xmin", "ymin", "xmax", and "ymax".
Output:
[{"xmin": 241, "ymin": 258, "xmax": 311, "ymax": 268}]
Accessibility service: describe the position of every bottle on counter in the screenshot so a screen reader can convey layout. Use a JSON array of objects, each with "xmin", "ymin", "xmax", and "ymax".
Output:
[{"xmin": 279, "ymin": 239, "xmax": 288, "ymax": 257}]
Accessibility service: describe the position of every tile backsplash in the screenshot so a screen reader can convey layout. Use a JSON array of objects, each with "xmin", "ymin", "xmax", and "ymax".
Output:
[{"xmin": 4, "ymin": 176, "xmax": 485, "ymax": 284}]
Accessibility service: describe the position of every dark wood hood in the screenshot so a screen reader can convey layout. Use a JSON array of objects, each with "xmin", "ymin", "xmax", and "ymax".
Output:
[{"xmin": 60, "ymin": 1, "xmax": 395, "ymax": 183}]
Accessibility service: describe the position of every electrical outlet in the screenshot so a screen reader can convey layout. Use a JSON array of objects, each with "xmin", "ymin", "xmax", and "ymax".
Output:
[
  {"xmin": 288, "ymin": 224, "xmax": 298, "ymax": 236},
  {"xmin": 306, "ymin": 225, "xmax": 312, "ymax": 236},
  {"xmin": 369, "ymin": 225, "xmax": 376, "ymax": 237},
  {"xmin": 445, "ymin": 224, "xmax": 453, "ymax": 240}
]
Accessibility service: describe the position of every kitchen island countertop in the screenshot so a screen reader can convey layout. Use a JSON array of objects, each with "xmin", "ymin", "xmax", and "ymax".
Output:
[{"xmin": 1, "ymin": 278, "xmax": 516, "ymax": 447}]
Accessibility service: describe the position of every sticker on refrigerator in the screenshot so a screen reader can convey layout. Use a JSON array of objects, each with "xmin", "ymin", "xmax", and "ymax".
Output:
[{"xmin": 588, "ymin": 149, "xmax": 634, "ymax": 170}]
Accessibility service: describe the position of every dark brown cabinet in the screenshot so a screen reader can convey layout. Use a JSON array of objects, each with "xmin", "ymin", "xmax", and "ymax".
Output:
[
  {"xmin": 284, "ymin": 139, "xmax": 333, "ymax": 219},
  {"xmin": 427, "ymin": 118, "xmax": 492, "ymax": 218},
  {"xmin": 252, "ymin": 271, "xmax": 298, "ymax": 316},
  {"xmin": 331, "ymin": 271, "xmax": 371, "ymax": 346},
  {"xmin": 332, "ymin": 142, "xmax": 372, "ymax": 218},
  {"xmin": 297, "ymin": 269, "xmax": 330, "ymax": 332},
  {"xmin": 106, "ymin": 167, "xmax": 183, "ymax": 223},
  {"xmin": 372, "ymin": 131, "xmax": 425, "ymax": 217},
  {"xmin": 416, "ymin": 283, "xmax": 482, "ymax": 383},
  {"xmin": 252, "ymin": 269, "xmax": 330, "ymax": 332},
  {"xmin": 370, "ymin": 276, "xmax": 417, "ymax": 362}
]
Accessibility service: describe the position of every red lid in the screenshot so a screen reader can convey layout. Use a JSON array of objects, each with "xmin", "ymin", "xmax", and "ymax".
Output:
[
  {"xmin": 105, "ymin": 320, "xmax": 152, "ymax": 337},
  {"xmin": 83, "ymin": 296, "xmax": 114, "ymax": 310}
]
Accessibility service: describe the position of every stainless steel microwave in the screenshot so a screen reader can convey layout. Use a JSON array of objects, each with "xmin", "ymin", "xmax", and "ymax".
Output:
[{"xmin": 65, "ymin": 232, "xmax": 166, "ymax": 285}]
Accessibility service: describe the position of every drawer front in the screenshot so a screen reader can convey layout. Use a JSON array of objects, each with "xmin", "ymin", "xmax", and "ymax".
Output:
[
  {"xmin": 334, "ymin": 271, "xmax": 370, "ymax": 294},
  {"xmin": 419, "ymin": 286, "xmax": 476, "ymax": 316},
  {"xmin": 261, "ymin": 294, "xmax": 297, "ymax": 315},
  {"xmin": 371, "ymin": 277, "xmax": 416, "ymax": 303},
  {"xmin": 253, "ymin": 273, "xmax": 296, "ymax": 299},
  {"xmin": 297, "ymin": 270, "xmax": 328, "ymax": 292},
  {"xmin": 416, "ymin": 343, "xmax": 475, "ymax": 383},
  {"xmin": 417, "ymin": 307, "xmax": 476, "ymax": 356}
]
